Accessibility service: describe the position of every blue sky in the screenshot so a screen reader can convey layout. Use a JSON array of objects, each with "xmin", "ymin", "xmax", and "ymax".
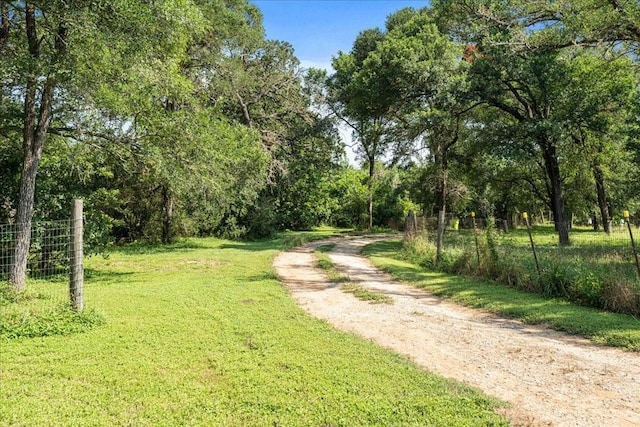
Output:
[{"xmin": 251, "ymin": 0, "xmax": 430, "ymax": 71}]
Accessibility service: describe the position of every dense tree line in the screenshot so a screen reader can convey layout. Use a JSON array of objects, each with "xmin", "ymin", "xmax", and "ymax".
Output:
[{"xmin": 2, "ymin": 1, "xmax": 639, "ymax": 290}]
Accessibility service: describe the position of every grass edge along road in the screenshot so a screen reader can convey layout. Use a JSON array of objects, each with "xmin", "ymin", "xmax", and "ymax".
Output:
[
  {"xmin": 315, "ymin": 244, "xmax": 394, "ymax": 305},
  {"xmin": 0, "ymin": 231, "xmax": 508, "ymax": 426},
  {"xmin": 363, "ymin": 239, "xmax": 640, "ymax": 351}
]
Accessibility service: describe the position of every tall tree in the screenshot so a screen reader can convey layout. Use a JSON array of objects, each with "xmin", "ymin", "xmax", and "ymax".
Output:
[
  {"xmin": 2, "ymin": 0, "xmax": 206, "ymax": 289},
  {"xmin": 325, "ymin": 28, "xmax": 396, "ymax": 230},
  {"xmin": 364, "ymin": 7, "xmax": 475, "ymax": 258},
  {"xmin": 561, "ymin": 50, "xmax": 637, "ymax": 232}
]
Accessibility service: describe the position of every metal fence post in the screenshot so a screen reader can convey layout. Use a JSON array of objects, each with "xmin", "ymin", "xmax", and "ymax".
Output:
[
  {"xmin": 70, "ymin": 199, "xmax": 84, "ymax": 311},
  {"xmin": 436, "ymin": 210, "xmax": 445, "ymax": 265},
  {"xmin": 523, "ymin": 212, "xmax": 541, "ymax": 278},
  {"xmin": 471, "ymin": 212, "xmax": 480, "ymax": 265},
  {"xmin": 624, "ymin": 210, "xmax": 640, "ymax": 277}
]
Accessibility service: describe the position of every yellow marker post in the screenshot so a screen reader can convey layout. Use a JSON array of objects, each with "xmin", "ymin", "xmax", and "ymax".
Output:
[
  {"xmin": 623, "ymin": 210, "xmax": 640, "ymax": 276},
  {"xmin": 522, "ymin": 212, "xmax": 540, "ymax": 277},
  {"xmin": 471, "ymin": 212, "xmax": 479, "ymax": 264}
]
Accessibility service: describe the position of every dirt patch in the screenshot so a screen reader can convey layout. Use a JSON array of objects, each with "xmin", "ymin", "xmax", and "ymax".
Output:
[{"xmin": 273, "ymin": 236, "xmax": 640, "ymax": 426}]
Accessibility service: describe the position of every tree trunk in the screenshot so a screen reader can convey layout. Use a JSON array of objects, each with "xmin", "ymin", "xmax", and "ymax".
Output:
[
  {"xmin": 10, "ymin": 78, "xmax": 54, "ymax": 290},
  {"xmin": 237, "ymin": 92, "xmax": 252, "ymax": 128},
  {"xmin": 541, "ymin": 138, "xmax": 570, "ymax": 245},
  {"xmin": 435, "ymin": 152, "xmax": 448, "ymax": 264},
  {"xmin": 593, "ymin": 159, "xmax": 612, "ymax": 234},
  {"xmin": 0, "ymin": 2, "xmax": 7, "ymax": 111},
  {"xmin": 9, "ymin": 4, "xmax": 59, "ymax": 290},
  {"xmin": 0, "ymin": 2, "xmax": 8, "ymax": 54},
  {"xmin": 161, "ymin": 185, "xmax": 174, "ymax": 244}
]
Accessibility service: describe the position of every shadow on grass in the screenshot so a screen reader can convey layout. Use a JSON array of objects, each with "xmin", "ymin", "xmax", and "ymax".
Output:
[
  {"xmin": 245, "ymin": 272, "xmax": 281, "ymax": 282},
  {"xmin": 85, "ymin": 268, "xmax": 135, "ymax": 284},
  {"xmin": 110, "ymin": 239, "xmax": 208, "ymax": 256},
  {"xmin": 219, "ymin": 241, "xmax": 282, "ymax": 252},
  {"xmin": 220, "ymin": 231, "xmax": 348, "ymax": 252}
]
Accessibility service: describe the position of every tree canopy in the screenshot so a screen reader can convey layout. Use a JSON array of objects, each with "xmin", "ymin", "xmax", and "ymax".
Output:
[{"xmin": 2, "ymin": 1, "xmax": 639, "ymax": 289}]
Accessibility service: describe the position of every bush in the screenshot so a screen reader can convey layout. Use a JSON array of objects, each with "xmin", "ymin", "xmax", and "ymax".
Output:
[
  {"xmin": 493, "ymin": 256, "xmax": 534, "ymax": 292},
  {"xmin": 539, "ymin": 261, "xmax": 572, "ymax": 298},
  {"xmin": 402, "ymin": 234, "xmax": 437, "ymax": 268}
]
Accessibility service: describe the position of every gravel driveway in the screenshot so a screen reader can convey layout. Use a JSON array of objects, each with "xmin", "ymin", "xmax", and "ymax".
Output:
[{"xmin": 273, "ymin": 236, "xmax": 640, "ymax": 426}]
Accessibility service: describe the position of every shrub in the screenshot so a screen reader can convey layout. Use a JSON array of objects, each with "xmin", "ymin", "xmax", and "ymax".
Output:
[
  {"xmin": 493, "ymin": 256, "xmax": 534, "ymax": 292},
  {"xmin": 539, "ymin": 261, "xmax": 572, "ymax": 298},
  {"xmin": 568, "ymin": 267, "xmax": 603, "ymax": 307}
]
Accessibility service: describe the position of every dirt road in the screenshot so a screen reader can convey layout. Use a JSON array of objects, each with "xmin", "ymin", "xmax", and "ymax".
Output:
[{"xmin": 273, "ymin": 236, "xmax": 640, "ymax": 426}]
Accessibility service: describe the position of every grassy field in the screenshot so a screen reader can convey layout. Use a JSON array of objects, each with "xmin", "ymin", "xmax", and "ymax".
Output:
[
  {"xmin": 0, "ymin": 231, "xmax": 507, "ymax": 426},
  {"xmin": 364, "ymin": 239, "xmax": 640, "ymax": 351}
]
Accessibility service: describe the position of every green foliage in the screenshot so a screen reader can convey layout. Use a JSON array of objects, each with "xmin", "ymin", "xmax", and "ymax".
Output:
[{"xmin": 402, "ymin": 234, "xmax": 438, "ymax": 269}]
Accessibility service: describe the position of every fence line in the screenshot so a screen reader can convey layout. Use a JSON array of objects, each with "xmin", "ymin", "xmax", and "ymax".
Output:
[
  {"xmin": 1, "ymin": 200, "xmax": 84, "ymax": 311},
  {"xmin": 0, "ymin": 219, "xmax": 72, "ymax": 281}
]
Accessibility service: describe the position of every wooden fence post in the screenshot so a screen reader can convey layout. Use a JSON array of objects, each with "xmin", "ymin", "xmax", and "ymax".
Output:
[{"xmin": 70, "ymin": 199, "xmax": 84, "ymax": 311}]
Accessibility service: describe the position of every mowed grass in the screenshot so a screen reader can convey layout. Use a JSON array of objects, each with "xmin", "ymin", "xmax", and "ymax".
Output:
[
  {"xmin": 0, "ymin": 234, "xmax": 507, "ymax": 426},
  {"xmin": 364, "ymin": 239, "xmax": 640, "ymax": 351}
]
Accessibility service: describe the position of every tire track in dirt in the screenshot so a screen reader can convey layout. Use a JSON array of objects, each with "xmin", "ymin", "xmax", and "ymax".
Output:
[{"xmin": 273, "ymin": 236, "xmax": 640, "ymax": 426}]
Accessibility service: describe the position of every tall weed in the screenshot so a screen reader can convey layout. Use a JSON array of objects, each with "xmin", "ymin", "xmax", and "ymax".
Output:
[
  {"xmin": 400, "ymin": 228, "xmax": 640, "ymax": 317},
  {"xmin": 601, "ymin": 278, "xmax": 640, "ymax": 316}
]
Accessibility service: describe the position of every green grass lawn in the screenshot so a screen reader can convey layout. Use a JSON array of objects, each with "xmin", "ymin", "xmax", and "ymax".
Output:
[
  {"xmin": 0, "ymin": 232, "xmax": 507, "ymax": 426},
  {"xmin": 364, "ymin": 239, "xmax": 640, "ymax": 351}
]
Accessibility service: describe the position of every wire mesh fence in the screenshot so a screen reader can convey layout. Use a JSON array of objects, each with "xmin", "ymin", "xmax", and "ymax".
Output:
[
  {"xmin": 0, "ymin": 220, "xmax": 71, "ymax": 280},
  {"xmin": 1, "ymin": 219, "xmax": 73, "ymax": 311},
  {"xmin": 1, "ymin": 201, "xmax": 86, "ymax": 339}
]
